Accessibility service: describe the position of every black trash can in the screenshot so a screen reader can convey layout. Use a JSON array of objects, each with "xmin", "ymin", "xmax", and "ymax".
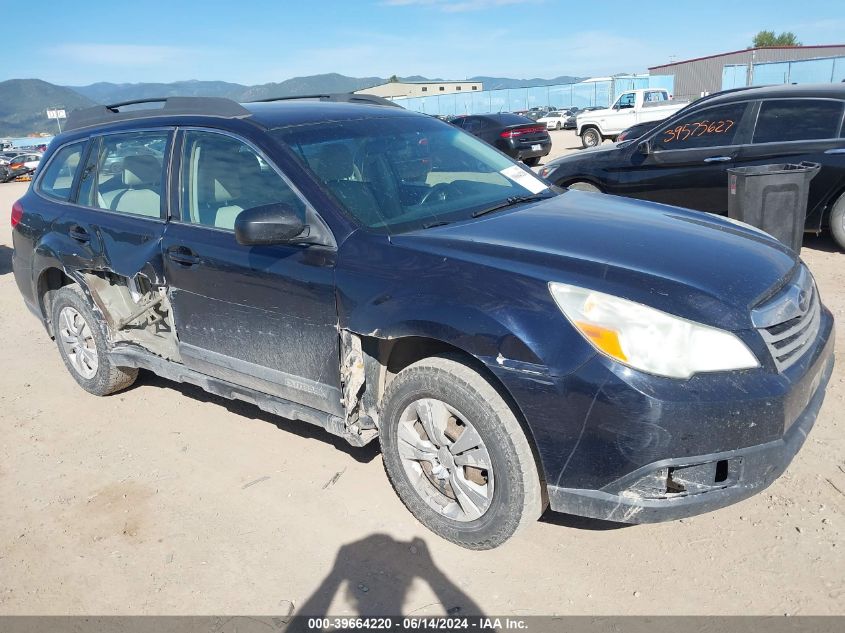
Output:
[{"xmin": 727, "ymin": 161, "xmax": 820, "ymax": 253}]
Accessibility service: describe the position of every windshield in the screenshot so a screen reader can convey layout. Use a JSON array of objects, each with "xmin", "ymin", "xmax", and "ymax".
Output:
[{"xmin": 273, "ymin": 116, "xmax": 551, "ymax": 234}]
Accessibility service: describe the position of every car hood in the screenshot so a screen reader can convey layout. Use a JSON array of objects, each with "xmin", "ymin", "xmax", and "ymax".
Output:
[{"xmin": 393, "ymin": 191, "xmax": 798, "ymax": 330}]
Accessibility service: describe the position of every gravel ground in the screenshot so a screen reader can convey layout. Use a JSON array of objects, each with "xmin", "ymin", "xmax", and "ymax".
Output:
[{"xmin": 0, "ymin": 171, "xmax": 842, "ymax": 616}]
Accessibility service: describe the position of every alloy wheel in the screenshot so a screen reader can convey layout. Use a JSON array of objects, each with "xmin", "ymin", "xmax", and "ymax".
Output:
[
  {"xmin": 58, "ymin": 306, "xmax": 98, "ymax": 379},
  {"xmin": 396, "ymin": 398, "xmax": 494, "ymax": 522}
]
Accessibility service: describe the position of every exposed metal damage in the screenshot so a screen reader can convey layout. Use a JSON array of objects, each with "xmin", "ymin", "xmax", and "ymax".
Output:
[
  {"xmin": 81, "ymin": 270, "xmax": 181, "ymax": 362},
  {"xmin": 338, "ymin": 330, "xmax": 379, "ymax": 446}
]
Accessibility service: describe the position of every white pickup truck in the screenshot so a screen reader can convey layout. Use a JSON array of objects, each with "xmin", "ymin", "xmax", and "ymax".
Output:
[{"xmin": 576, "ymin": 89, "xmax": 688, "ymax": 148}]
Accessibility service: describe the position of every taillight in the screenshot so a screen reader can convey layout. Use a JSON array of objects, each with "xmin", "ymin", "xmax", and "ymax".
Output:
[
  {"xmin": 11, "ymin": 200, "xmax": 23, "ymax": 228},
  {"xmin": 500, "ymin": 126, "xmax": 547, "ymax": 138}
]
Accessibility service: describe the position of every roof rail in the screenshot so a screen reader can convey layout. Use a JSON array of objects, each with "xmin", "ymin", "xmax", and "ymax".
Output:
[
  {"xmin": 247, "ymin": 93, "xmax": 403, "ymax": 108},
  {"xmin": 65, "ymin": 96, "xmax": 252, "ymax": 132}
]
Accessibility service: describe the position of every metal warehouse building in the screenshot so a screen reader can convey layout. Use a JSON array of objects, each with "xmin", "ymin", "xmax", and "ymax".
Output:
[{"xmin": 649, "ymin": 45, "xmax": 845, "ymax": 101}]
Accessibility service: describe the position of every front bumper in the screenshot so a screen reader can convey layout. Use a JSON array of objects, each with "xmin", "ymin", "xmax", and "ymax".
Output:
[
  {"xmin": 488, "ymin": 307, "xmax": 835, "ymax": 524},
  {"xmin": 547, "ymin": 345, "xmax": 833, "ymax": 523}
]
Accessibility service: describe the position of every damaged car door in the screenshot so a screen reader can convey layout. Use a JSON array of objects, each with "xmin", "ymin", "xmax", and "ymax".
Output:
[
  {"xmin": 161, "ymin": 129, "xmax": 342, "ymax": 415},
  {"xmin": 63, "ymin": 130, "xmax": 173, "ymax": 334}
]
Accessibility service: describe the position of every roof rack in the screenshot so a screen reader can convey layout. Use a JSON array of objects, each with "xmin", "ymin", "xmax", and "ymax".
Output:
[
  {"xmin": 247, "ymin": 93, "xmax": 403, "ymax": 108},
  {"xmin": 65, "ymin": 96, "xmax": 252, "ymax": 132}
]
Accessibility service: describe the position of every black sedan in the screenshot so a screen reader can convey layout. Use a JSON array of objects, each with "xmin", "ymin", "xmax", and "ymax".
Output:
[
  {"xmin": 452, "ymin": 113, "xmax": 552, "ymax": 166},
  {"xmin": 538, "ymin": 84, "xmax": 845, "ymax": 250}
]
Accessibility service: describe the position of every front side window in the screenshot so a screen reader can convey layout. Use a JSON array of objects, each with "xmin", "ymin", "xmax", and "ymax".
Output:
[
  {"xmin": 615, "ymin": 93, "xmax": 635, "ymax": 109},
  {"xmin": 38, "ymin": 141, "xmax": 85, "ymax": 201},
  {"xmin": 180, "ymin": 130, "xmax": 305, "ymax": 230},
  {"xmin": 77, "ymin": 131, "xmax": 169, "ymax": 218},
  {"xmin": 753, "ymin": 99, "xmax": 844, "ymax": 144},
  {"xmin": 653, "ymin": 103, "xmax": 747, "ymax": 151},
  {"xmin": 274, "ymin": 115, "xmax": 551, "ymax": 234}
]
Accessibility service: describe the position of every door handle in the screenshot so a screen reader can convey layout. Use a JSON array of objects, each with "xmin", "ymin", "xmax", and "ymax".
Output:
[
  {"xmin": 703, "ymin": 156, "xmax": 732, "ymax": 163},
  {"xmin": 68, "ymin": 224, "xmax": 90, "ymax": 243},
  {"xmin": 167, "ymin": 246, "xmax": 200, "ymax": 266}
]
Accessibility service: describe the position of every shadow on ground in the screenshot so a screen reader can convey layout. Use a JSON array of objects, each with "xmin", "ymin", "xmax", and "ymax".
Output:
[
  {"xmin": 132, "ymin": 370, "xmax": 381, "ymax": 464},
  {"xmin": 803, "ymin": 232, "xmax": 841, "ymax": 254},
  {"xmin": 0, "ymin": 245, "xmax": 12, "ymax": 275},
  {"xmin": 295, "ymin": 534, "xmax": 485, "ymax": 618}
]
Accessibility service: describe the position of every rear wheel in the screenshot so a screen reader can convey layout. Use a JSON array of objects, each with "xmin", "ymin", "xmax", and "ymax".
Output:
[
  {"xmin": 830, "ymin": 193, "xmax": 845, "ymax": 251},
  {"xmin": 51, "ymin": 286, "xmax": 138, "ymax": 396},
  {"xmin": 567, "ymin": 181, "xmax": 602, "ymax": 193},
  {"xmin": 523, "ymin": 156, "xmax": 541, "ymax": 167},
  {"xmin": 581, "ymin": 127, "xmax": 601, "ymax": 148},
  {"xmin": 380, "ymin": 355, "xmax": 545, "ymax": 550}
]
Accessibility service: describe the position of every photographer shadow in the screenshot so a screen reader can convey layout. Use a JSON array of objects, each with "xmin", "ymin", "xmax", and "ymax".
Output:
[{"xmin": 294, "ymin": 533, "xmax": 484, "ymax": 621}]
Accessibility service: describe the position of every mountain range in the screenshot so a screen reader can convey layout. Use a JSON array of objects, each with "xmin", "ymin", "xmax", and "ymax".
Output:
[{"xmin": 1, "ymin": 73, "xmax": 584, "ymax": 137}]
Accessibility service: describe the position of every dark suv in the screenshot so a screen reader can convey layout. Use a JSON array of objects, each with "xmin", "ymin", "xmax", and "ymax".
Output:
[
  {"xmin": 11, "ymin": 96, "xmax": 834, "ymax": 549},
  {"xmin": 538, "ymin": 84, "xmax": 845, "ymax": 249}
]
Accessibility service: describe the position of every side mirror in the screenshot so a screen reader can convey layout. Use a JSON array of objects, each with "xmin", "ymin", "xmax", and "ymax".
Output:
[
  {"xmin": 234, "ymin": 202, "xmax": 308, "ymax": 246},
  {"xmin": 637, "ymin": 140, "xmax": 652, "ymax": 156}
]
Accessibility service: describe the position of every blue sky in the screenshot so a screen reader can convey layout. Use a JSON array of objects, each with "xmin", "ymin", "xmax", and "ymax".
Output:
[{"xmin": 2, "ymin": 0, "xmax": 843, "ymax": 86}]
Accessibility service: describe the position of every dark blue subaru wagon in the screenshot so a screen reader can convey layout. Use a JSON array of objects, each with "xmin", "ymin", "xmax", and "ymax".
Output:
[{"xmin": 11, "ymin": 96, "xmax": 835, "ymax": 548}]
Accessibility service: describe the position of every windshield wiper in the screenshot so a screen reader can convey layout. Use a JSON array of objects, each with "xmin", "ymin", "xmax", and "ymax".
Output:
[
  {"xmin": 422, "ymin": 220, "xmax": 452, "ymax": 229},
  {"xmin": 471, "ymin": 193, "xmax": 554, "ymax": 218}
]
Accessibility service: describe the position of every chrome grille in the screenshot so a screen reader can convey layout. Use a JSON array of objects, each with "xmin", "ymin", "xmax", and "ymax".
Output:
[{"xmin": 752, "ymin": 267, "xmax": 820, "ymax": 372}]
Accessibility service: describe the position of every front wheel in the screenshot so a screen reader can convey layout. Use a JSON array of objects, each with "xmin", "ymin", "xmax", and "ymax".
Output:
[
  {"xmin": 829, "ymin": 193, "xmax": 845, "ymax": 251},
  {"xmin": 380, "ymin": 355, "xmax": 545, "ymax": 550},
  {"xmin": 580, "ymin": 128, "xmax": 601, "ymax": 148}
]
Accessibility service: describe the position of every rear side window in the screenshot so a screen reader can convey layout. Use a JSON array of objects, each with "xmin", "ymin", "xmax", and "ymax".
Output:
[
  {"xmin": 653, "ymin": 103, "xmax": 747, "ymax": 151},
  {"xmin": 77, "ymin": 131, "xmax": 169, "ymax": 218},
  {"xmin": 37, "ymin": 142, "xmax": 85, "ymax": 201},
  {"xmin": 753, "ymin": 99, "xmax": 844, "ymax": 144},
  {"xmin": 179, "ymin": 130, "xmax": 305, "ymax": 231}
]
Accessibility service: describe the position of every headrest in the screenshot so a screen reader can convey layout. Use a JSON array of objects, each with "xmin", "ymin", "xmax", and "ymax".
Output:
[
  {"xmin": 313, "ymin": 143, "xmax": 353, "ymax": 182},
  {"xmin": 207, "ymin": 151, "xmax": 260, "ymax": 203},
  {"xmin": 122, "ymin": 155, "xmax": 161, "ymax": 187}
]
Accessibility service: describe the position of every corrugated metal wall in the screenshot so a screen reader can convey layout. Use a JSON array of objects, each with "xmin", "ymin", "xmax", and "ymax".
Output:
[{"xmin": 651, "ymin": 46, "xmax": 845, "ymax": 101}]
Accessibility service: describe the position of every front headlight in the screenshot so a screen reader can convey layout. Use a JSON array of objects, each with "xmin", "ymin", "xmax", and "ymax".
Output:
[{"xmin": 549, "ymin": 282, "xmax": 758, "ymax": 379}]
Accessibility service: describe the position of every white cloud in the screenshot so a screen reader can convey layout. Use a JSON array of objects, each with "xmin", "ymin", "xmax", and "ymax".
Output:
[{"xmin": 51, "ymin": 43, "xmax": 197, "ymax": 67}]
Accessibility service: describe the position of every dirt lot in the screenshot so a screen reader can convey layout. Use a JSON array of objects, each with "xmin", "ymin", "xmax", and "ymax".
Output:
[{"xmin": 0, "ymin": 171, "xmax": 843, "ymax": 616}]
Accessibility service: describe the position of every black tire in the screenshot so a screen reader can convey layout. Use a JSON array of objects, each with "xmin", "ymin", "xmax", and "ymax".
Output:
[
  {"xmin": 830, "ymin": 193, "xmax": 845, "ymax": 251},
  {"xmin": 523, "ymin": 156, "xmax": 541, "ymax": 167},
  {"xmin": 555, "ymin": 122, "xmax": 562, "ymax": 130},
  {"xmin": 580, "ymin": 127, "xmax": 601, "ymax": 148},
  {"xmin": 380, "ymin": 355, "xmax": 545, "ymax": 550},
  {"xmin": 51, "ymin": 285, "xmax": 138, "ymax": 396},
  {"xmin": 567, "ymin": 181, "xmax": 602, "ymax": 193}
]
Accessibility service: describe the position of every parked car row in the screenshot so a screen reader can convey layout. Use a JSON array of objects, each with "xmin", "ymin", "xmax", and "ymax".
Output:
[
  {"xmin": 539, "ymin": 83, "xmax": 845, "ymax": 249},
  {"xmin": 1, "ymin": 151, "xmax": 42, "ymax": 182}
]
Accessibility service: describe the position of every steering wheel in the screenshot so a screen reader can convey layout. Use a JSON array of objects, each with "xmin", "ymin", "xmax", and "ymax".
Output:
[{"xmin": 419, "ymin": 182, "xmax": 458, "ymax": 206}]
